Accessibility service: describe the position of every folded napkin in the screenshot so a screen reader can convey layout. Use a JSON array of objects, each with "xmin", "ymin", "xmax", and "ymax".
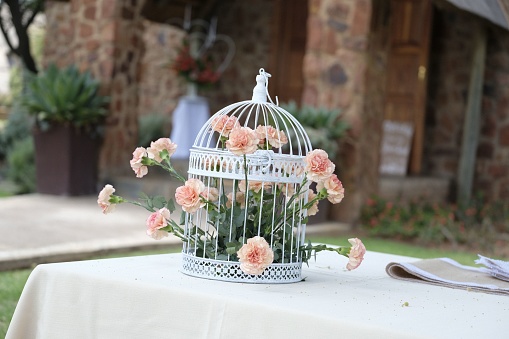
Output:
[
  {"xmin": 386, "ymin": 257, "xmax": 509, "ymax": 296},
  {"xmin": 476, "ymin": 255, "xmax": 509, "ymax": 282}
]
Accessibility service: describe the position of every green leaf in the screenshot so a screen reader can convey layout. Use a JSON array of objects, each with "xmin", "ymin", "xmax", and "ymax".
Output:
[
  {"xmin": 216, "ymin": 254, "xmax": 229, "ymax": 261},
  {"xmin": 225, "ymin": 241, "xmax": 237, "ymax": 248},
  {"xmin": 166, "ymin": 199, "xmax": 176, "ymax": 213},
  {"xmin": 226, "ymin": 247, "xmax": 237, "ymax": 255},
  {"xmin": 217, "ymin": 222, "xmax": 231, "ymax": 237},
  {"xmin": 208, "ymin": 209, "xmax": 220, "ymax": 222},
  {"xmin": 138, "ymin": 191, "xmax": 150, "ymax": 201},
  {"xmin": 152, "ymin": 196, "xmax": 166, "ymax": 209},
  {"xmin": 180, "ymin": 211, "xmax": 186, "ymax": 225},
  {"xmin": 233, "ymin": 212, "xmax": 245, "ymax": 228}
]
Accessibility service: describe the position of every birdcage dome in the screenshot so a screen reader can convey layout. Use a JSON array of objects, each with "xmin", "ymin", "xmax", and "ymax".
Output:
[{"xmin": 180, "ymin": 69, "xmax": 315, "ymax": 283}]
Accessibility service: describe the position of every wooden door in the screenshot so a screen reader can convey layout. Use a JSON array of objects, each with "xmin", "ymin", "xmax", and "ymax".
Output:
[
  {"xmin": 269, "ymin": 0, "xmax": 308, "ymax": 103},
  {"xmin": 385, "ymin": 0, "xmax": 432, "ymax": 174}
]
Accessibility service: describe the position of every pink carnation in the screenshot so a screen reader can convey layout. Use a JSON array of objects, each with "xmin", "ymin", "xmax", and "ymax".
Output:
[
  {"xmin": 283, "ymin": 163, "xmax": 305, "ymax": 177},
  {"xmin": 146, "ymin": 208, "xmax": 171, "ymax": 240},
  {"xmin": 279, "ymin": 183, "xmax": 296, "ymax": 198},
  {"xmin": 346, "ymin": 238, "xmax": 366, "ymax": 270},
  {"xmin": 304, "ymin": 149, "xmax": 335, "ymax": 183},
  {"xmin": 175, "ymin": 178, "xmax": 206, "ymax": 213},
  {"xmin": 237, "ymin": 236, "xmax": 274, "ymax": 275},
  {"xmin": 211, "ymin": 115, "xmax": 240, "ymax": 137},
  {"xmin": 306, "ymin": 190, "xmax": 319, "ymax": 216},
  {"xmin": 317, "ymin": 174, "xmax": 345, "ymax": 204},
  {"xmin": 226, "ymin": 191, "xmax": 246, "ymax": 208},
  {"xmin": 256, "ymin": 125, "xmax": 288, "ymax": 149},
  {"xmin": 202, "ymin": 187, "xmax": 219, "ymax": 202},
  {"xmin": 97, "ymin": 184, "xmax": 116, "ymax": 214},
  {"xmin": 147, "ymin": 138, "xmax": 177, "ymax": 162},
  {"xmin": 130, "ymin": 147, "xmax": 148, "ymax": 178},
  {"xmin": 226, "ymin": 126, "xmax": 259, "ymax": 155},
  {"xmin": 238, "ymin": 180, "xmax": 272, "ymax": 193}
]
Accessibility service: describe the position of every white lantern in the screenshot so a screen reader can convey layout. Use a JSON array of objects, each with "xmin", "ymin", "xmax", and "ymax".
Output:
[{"xmin": 180, "ymin": 69, "xmax": 314, "ymax": 283}]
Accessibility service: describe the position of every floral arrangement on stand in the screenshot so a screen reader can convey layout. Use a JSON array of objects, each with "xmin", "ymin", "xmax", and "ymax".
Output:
[
  {"xmin": 167, "ymin": 12, "xmax": 234, "ymax": 92},
  {"xmin": 170, "ymin": 38, "xmax": 221, "ymax": 89},
  {"xmin": 98, "ymin": 127, "xmax": 366, "ymax": 277}
]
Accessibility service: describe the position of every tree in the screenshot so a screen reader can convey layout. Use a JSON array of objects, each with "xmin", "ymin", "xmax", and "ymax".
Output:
[{"xmin": 0, "ymin": 0, "xmax": 43, "ymax": 74}]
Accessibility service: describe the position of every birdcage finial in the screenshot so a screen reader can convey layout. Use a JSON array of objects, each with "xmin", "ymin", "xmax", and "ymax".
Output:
[{"xmin": 252, "ymin": 68, "xmax": 275, "ymax": 103}]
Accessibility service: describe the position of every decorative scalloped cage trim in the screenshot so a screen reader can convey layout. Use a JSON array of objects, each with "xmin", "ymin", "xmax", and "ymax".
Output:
[
  {"xmin": 189, "ymin": 149, "xmax": 306, "ymax": 183},
  {"xmin": 180, "ymin": 252, "xmax": 303, "ymax": 284}
]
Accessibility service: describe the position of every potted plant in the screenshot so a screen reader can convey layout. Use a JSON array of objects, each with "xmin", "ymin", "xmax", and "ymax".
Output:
[
  {"xmin": 22, "ymin": 63, "xmax": 109, "ymax": 195},
  {"xmin": 281, "ymin": 101, "xmax": 350, "ymax": 160}
]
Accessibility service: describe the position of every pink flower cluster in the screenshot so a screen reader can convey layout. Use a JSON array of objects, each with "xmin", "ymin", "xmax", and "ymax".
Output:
[
  {"xmin": 211, "ymin": 115, "xmax": 289, "ymax": 155},
  {"xmin": 305, "ymin": 149, "xmax": 345, "ymax": 205},
  {"xmin": 129, "ymin": 138, "xmax": 177, "ymax": 178},
  {"xmin": 211, "ymin": 115, "xmax": 240, "ymax": 137},
  {"xmin": 226, "ymin": 127, "xmax": 260, "ymax": 155},
  {"xmin": 255, "ymin": 125, "xmax": 289, "ymax": 149},
  {"xmin": 171, "ymin": 42, "xmax": 221, "ymax": 87}
]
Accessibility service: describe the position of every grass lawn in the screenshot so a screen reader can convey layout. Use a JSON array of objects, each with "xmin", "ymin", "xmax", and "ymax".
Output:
[
  {"xmin": 0, "ymin": 237, "xmax": 483, "ymax": 336},
  {"xmin": 0, "ymin": 269, "xmax": 31, "ymax": 338}
]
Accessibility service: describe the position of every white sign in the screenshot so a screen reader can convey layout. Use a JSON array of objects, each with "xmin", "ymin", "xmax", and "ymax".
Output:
[{"xmin": 379, "ymin": 120, "xmax": 414, "ymax": 176}]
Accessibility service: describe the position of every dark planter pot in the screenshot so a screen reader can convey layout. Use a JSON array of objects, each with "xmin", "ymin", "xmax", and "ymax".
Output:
[{"xmin": 33, "ymin": 125, "xmax": 101, "ymax": 196}]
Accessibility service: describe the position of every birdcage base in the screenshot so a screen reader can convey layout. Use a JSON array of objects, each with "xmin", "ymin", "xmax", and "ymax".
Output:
[{"xmin": 180, "ymin": 252, "xmax": 303, "ymax": 284}]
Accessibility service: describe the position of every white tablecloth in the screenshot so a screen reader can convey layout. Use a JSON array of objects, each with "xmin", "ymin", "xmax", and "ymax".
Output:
[
  {"xmin": 7, "ymin": 251, "xmax": 509, "ymax": 339},
  {"xmin": 170, "ymin": 95, "xmax": 210, "ymax": 159}
]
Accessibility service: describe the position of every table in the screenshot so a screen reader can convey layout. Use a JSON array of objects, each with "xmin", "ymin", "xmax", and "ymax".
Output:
[
  {"xmin": 170, "ymin": 95, "xmax": 210, "ymax": 159},
  {"xmin": 7, "ymin": 251, "xmax": 508, "ymax": 339}
]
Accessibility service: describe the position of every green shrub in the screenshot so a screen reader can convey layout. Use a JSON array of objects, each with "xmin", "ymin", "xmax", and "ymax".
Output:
[
  {"xmin": 22, "ymin": 63, "xmax": 109, "ymax": 132},
  {"xmin": 0, "ymin": 101, "xmax": 32, "ymax": 160},
  {"xmin": 360, "ymin": 195, "xmax": 509, "ymax": 249},
  {"xmin": 138, "ymin": 114, "xmax": 168, "ymax": 148},
  {"xmin": 281, "ymin": 101, "xmax": 350, "ymax": 159},
  {"xmin": 6, "ymin": 136, "xmax": 35, "ymax": 193}
]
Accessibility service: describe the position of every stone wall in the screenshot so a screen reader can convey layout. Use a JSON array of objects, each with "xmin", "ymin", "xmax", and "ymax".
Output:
[
  {"xmin": 101, "ymin": 0, "xmax": 146, "ymax": 178},
  {"xmin": 138, "ymin": 21, "xmax": 184, "ymax": 139},
  {"xmin": 43, "ymin": 2, "xmax": 73, "ymax": 67},
  {"xmin": 476, "ymin": 26, "xmax": 509, "ymax": 200},
  {"xmin": 204, "ymin": 0, "xmax": 273, "ymax": 114},
  {"xmin": 425, "ymin": 8, "xmax": 509, "ymax": 201},
  {"xmin": 302, "ymin": 0, "xmax": 374, "ymax": 222},
  {"xmin": 424, "ymin": 9, "xmax": 472, "ymax": 179},
  {"xmin": 44, "ymin": 0, "xmax": 147, "ymax": 178}
]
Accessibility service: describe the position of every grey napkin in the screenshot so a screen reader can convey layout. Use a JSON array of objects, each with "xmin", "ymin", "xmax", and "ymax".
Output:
[{"xmin": 386, "ymin": 258, "xmax": 509, "ymax": 296}]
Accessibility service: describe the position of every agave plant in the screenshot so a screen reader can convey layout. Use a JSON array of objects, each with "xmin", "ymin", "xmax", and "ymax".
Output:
[
  {"xmin": 22, "ymin": 63, "xmax": 109, "ymax": 132},
  {"xmin": 281, "ymin": 101, "xmax": 349, "ymax": 159}
]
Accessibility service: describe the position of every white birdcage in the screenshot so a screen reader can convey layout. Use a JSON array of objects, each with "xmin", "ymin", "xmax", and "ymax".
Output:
[{"xmin": 180, "ymin": 68, "xmax": 314, "ymax": 283}]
